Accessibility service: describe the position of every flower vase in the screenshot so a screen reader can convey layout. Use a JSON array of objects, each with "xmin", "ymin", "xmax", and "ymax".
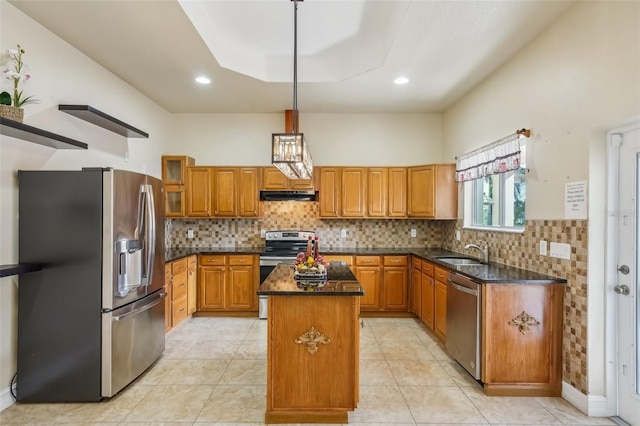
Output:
[{"xmin": 0, "ymin": 105, "xmax": 24, "ymax": 123}]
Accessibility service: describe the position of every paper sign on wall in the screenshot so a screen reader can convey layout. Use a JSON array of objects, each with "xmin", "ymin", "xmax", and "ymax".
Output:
[{"xmin": 565, "ymin": 181, "xmax": 587, "ymax": 219}]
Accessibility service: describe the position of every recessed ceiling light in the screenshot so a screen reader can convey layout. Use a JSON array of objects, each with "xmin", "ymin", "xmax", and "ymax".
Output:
[
  {"xmin": 195, "ymin": 76, "xmax": 211, "ymax": 85},
  {"xmin": 394, "ymin": 76, "xmax": 409, "ymax": 85}
]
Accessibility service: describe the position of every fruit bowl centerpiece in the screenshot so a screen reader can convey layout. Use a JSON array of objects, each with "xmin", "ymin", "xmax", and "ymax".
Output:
[{"xmin": 294, "ymin": 252, "xmax": 328, "ymax": 282}]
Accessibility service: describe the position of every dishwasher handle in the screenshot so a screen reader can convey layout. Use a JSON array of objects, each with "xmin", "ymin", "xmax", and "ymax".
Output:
[{"xmin": 449, "ymin": 281, "xmax": 478, "ymax": 296}]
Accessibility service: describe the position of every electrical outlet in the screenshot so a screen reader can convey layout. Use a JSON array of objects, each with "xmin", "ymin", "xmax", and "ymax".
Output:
[
  {"xmin": 260, "ymin": 229, "xmax": 266, "ymax": 238},
  {"xmin": 411, "ymin": 229, "xmax": 417, "ymax": 238},
  {"xmin": 539, "ymin": 240, "xmax": 547, "ymax": 256},
  {"xmin": 455, "ymin": 230, "xmax": 461, "ymax": 241},
  {"xmin": 187, "ymin": 229, "xmax": 194, "ymax": 239},
  {"xmin": 550, "ymin": 242, "xmax": 571, "ymax": 260},
  {"xmin": 340, "ymin": 229, "xmax": 347, "ymax": 238}
]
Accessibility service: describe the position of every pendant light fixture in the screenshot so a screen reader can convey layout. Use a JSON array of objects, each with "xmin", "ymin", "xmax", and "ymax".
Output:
[{"xmin": 271, "ymin": 0, "xmax": 313, "ymax": 180}]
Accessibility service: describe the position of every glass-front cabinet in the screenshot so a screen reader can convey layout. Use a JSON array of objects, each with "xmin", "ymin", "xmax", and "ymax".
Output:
[{"xmin": 162, "ymin": 156, "xmax": 195, "ymax": 217}]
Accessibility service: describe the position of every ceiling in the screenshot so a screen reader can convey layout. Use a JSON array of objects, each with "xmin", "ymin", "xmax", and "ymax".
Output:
[{"xmin": 8, "ymin": 0, "xmax": 575, "ymax": 114}]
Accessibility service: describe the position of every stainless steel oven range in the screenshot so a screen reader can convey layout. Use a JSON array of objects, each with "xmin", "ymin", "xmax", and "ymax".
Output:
[{"xmin": 259, "ymin": 230, "xmax": 315, "ymax": 319}]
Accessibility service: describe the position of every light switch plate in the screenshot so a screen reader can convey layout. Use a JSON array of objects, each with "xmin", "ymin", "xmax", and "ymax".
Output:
[
  {"xmin": 341, "ymin": 229, "xmax": 347, "ymax": 238},
  {"xmin": 187, "ymin": 229, "xmax": 194, "ymax": 239},
  {"xmin": 455, "ymin": 230, "xmax": 461, "ymax": 241},
  {"xmin": 539, "ymin": 240, "xmax": 547, "ymax": 256},
  {"xmin": 260, "ymin": 229, "xmax": 266, "ymax": 238},
  {"xmin": 550, "ymin": 242, "xmax": 571, "ymax": 260},
  {"xmin": 411, "ymin": 229, "xmax": 417, "ymax": 238}
]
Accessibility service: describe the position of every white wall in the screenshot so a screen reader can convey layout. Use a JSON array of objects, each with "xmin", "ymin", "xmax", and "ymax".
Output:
[
  {"xmin": 442, "ymin": 0, "xmax": 640, "ymax": 408},
  {"xmin": 169, "ymin": 112, "xmax": 443, "ymax": 166},
  {"xmin": 0, "ymin": 0, "xmax": 172, "ymax": 408}
]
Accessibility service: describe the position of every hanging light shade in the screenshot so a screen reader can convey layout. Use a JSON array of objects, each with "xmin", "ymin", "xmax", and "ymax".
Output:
[{"xmin": 272, "ymin": 0, "xmax": 313, "ymax": 180}]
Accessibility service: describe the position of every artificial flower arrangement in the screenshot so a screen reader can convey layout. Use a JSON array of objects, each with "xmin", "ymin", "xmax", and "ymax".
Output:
[
  {"xmin": 295, "ymin": 252, "xmax": 329, "ymax": 275},
  {"xmin": 1, "ymin": 44, "xmax": 39, "ymax": 111}
]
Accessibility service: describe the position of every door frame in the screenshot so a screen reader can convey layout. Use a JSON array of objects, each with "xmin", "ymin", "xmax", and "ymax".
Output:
[{"xmin": 605, "ymin": 120, "xmax": 640, "ymax": 418}]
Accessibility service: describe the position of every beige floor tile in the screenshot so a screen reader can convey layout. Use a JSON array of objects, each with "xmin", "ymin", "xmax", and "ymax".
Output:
[
  {"xmin": 462, "ymin": 386, "xmax": 562, "ymax": 424},
  {"xmin": 196, "ymin": 385, "xmax": 266, "ymax": 423},
  {"xmin": 379, "ymin": 340, "xmax": 434, "ymax": 360},
  {"xmin": 219, "ymin": 359, "xmax": 267, "ymax": 385},
  {"xmin": 371, "ymin": 325, "xmax": 420, "ymax": 341},
  {"xmin": 52, "ymin": 384, "xmax": 152, "ymax": 423},
  {"xmin": 157, "ymin": 359, "xmax": 230, "ymax": 385},
  {"xmin": 388, "ymin": 359, "xmax": 457, "ymax": 386},
  {"xmin": 439, "ymin": 359, "xmax": 483, "ymax": 387},
  {"xmin": 360, "ymin": 359, "xmax": 397, "ymax": 385},
  {"xmin": 535, "ymin": 397, "xmax": 617, "ymax": 425},
  {"xmin": 162, "ymin": 337, "xmax": 198, "ymax": 359},
  {"xmin": 244, "ymin": 322, "xmax": 268, "ymax": 340},
  {"xmin": 234, "ymin": 339, "xmax": 268, "ymax": 359},
  {"xmin": 401, "ymin": 385, "xmax": 488, "ymax": 424},
  {"xmin": 123, "ymin": 384, "xmax": 214, "ymax": 423},
  {"xmin": 424, "ymin": 339, "xmax": 454, "ymax": 361},
  {"xmin": 183, "ymin": 339, "xmax": 241, "ymax": 359},
  {"xmin": 0, "ymin": 402, "xmax": 68, "ymax": 424},
  {"xmin": 360, "ymin": 337, "xmax": 386, "ymax": 360},
  {"xmin": 349, "ymin": 384, "xmax": 415, "ymax": 423},
  {"xmin": 136, "ymin": 358, "xmax": 180, "ymax": 385}
]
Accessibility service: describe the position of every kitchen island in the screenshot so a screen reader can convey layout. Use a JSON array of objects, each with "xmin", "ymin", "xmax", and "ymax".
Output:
[{"xmin": 257, "ymin": 263, "xmax": 364, "ymax": 424}]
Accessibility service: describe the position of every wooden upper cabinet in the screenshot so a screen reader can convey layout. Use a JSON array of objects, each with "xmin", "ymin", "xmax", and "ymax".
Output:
[
  {"xmin": 213, "ymin": 167, "xmax": 237, "ymax": 217},
  {"xmin": 341, "ymin": 167, "xmax": 367, "ymax": 217},
  {"xmin": 388, "ymin": 167, "xmax": 407, "ymax": 217},
  {"xmin": 261, "ymin": 166, "xmax": 315, "ymax": 191},
  {"xmin": 262, "ymin": 166, "xmax": 289, "ymax": 190},
  {"xmin": 367, "ymin": 168, "xmax": 387, "ymax": 217},
  {"xmin": 408, "ymin": 164, "xmax": 457, "ymax": 219},
  {"xmin": 318, "ymin": 167, "xmax": 340, "ymax": 218},
  {"xmin": 238, "ymin": 167, "xmax": 260, "ymax": 217},
  {"xmin": 162, "ymin": 155, "xmax": 195, "ymax": 185},
  {"xmin": 186, "ymin": 167, "xmax": 212, "ymax": 217}
]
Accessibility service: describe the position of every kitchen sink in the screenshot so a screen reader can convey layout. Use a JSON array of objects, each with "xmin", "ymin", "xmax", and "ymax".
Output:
[{"xmin": 436, "ymin": 257, "xmax": 485, "ymax": 266}]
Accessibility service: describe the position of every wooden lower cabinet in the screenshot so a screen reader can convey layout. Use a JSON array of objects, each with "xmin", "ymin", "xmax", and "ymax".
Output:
[
  {"xmin": 433, "ymin": 266, "xmax": 448, "ymax": 341},
  {"xmin": 482, "ymin": 282, "xmax": 564, "ymax": 396},
  {"xmin": 266, "ymin": 294, "xmax": 360, "ymax": 423},
  {"xmin": 410, "ymin": 257, "xmax": 422, "ymax": 317},
  {"xmin": 421, "ymin": 271, "xmax": 435, "ymax": 329},
  {"xmin": 164, "ymin": 263, "xmax": 172, "ymax": 332},
  {"xmin": 355, "ymin": 266, "xmax": 380, "ymax": 310},
  {"xmin": 187, "ymin": 255, "xmax": 197, "ymax": 315},
  {"xmin": 382, "ymin": 256, "xmax": 408, "ymax": 310},
  {"xmin": 198, "ymin": 254, "xmax": 259, "ymax": 313}
]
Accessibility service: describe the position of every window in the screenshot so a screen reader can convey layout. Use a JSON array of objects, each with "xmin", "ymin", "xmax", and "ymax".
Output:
[{"xmin": 464, "ymin": 145, "xmax": 526, "ymax": 230}]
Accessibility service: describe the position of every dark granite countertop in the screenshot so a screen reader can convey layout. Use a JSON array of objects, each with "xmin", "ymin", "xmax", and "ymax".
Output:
[
  {"xmin": 257, "ymin": 263, "xmax": 364, "ymax": 296},
  {"xmin": 167, "ymin": 246, "xmax": 566, "ymax": 285}
]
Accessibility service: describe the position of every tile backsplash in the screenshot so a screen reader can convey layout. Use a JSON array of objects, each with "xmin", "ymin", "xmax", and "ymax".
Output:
[{"xmin": 166, "ymin": 203, "xmax": 588, "ymax": 394}]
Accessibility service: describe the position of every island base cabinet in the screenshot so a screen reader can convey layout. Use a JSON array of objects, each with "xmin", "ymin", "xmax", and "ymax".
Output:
[
  {"xmin": 266, "ymin": 295, "xmax": 359, "ymax": 423},
  {"xmin": 482, "ymin": 283, "xmax": 564, "ymax": 396}
]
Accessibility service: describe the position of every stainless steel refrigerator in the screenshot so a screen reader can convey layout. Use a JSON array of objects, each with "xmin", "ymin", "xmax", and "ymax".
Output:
[{"xmin": 17, "ymin": 168, "xmax": 165, "ymax": 402}]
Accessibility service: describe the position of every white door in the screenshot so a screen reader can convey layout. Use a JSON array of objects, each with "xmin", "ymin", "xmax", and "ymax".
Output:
[{"xmin": 615, "ymin": 123, "xmax": 640, "ymax": 425}]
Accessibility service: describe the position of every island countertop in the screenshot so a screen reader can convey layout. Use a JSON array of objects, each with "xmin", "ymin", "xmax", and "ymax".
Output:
[{"xmin": 257, "ymin": 263, "xmax": 364, "ymax": 296}]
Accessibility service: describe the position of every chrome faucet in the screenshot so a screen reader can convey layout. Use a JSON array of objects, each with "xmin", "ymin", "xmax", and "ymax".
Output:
[{"xmin": 464, "ymin": 241, "xmax": 489, "ymax": 263}]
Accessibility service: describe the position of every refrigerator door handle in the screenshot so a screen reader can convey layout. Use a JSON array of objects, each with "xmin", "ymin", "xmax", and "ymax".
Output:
[
  {"xmin": 112, "ymin": 291, "xmax": 165, "ymax": 321},
  {"xmin": 143, "ymin": 183, "xmax": 156, "ymax": 287}
]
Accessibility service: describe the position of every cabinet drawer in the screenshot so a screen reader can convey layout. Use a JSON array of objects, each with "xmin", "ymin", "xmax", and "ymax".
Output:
[
  {"xmin": 228, "ymin": 254, "xmax": 254, "ymax": 266},
  {"xmin": 323, "ymin": 255, "xmax": 354, "ymax": 266},
  {"xmin": 411, "ymin": 257, "xmax": 422, "ymax": 270},
  {"xmin": 172, "ymin": 295, "xmax": 188, "ymax": 325},
  {"xmin": 422, "ymin": 261, "xmax": 434, "ymax": 277},
  {"xmin": 187, "ymin": 255, "xmax": 197, "ymax": 269},
  {"xmin": 434, "ymin": 266, "xmax": 448, "ymax": 282},
  {"xmin": 384, "ymin": 255, "xmax": 407, "ymax": 266},
  {"xmin": 356, "ymin": 256, "xmax": 381, "ymax": 266},
  {"xmin": 172, "ymin": 271, "xmax": 187, "ymax": 300},
  {"xmin": 172, "ymin": 258, "xmax": 188, "ymax": 275},
  {"xmin": 200, "ymin": 254, "xmax": 226, "ymax": 266}
]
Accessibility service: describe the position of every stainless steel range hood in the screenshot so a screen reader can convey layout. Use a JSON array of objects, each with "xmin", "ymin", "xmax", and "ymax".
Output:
[{"xmin": 260, "ymin": 190, "xmax": 317, "ymax": 202}]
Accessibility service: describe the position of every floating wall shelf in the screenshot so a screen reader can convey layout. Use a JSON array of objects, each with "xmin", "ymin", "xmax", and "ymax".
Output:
[
  {"xmin": 59, "ymin": 104, "xmax": 149, "ymax": 138},
  {"xmin": 0, "ymin": 263, "xmax": 42, "ymax": 278},
  {"xmin": 0, "ymin": 117, "xmax": 88, "ymax": 149}
]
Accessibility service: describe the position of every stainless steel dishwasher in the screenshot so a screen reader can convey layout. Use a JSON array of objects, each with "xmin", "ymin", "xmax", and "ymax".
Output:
[{"xmin": 446, "ymin": 272, "xmax": 482, "ymax": 380}]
